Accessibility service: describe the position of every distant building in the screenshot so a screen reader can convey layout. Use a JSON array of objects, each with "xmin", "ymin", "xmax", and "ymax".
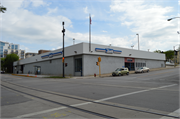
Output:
[
  {"xmin": 0, "ymin": 41, "xmax": 25, "ymax": 59},
  {"xmin": 38, "ymin": 50, "xmax": 51, "ymax": 54},
  {"xmin": 173, "ymin": 50, "xmax": 180, "ymax": 64},
  {"xmin": 25, "ymin": 52, "xmax": 38, "ymax": 58}
]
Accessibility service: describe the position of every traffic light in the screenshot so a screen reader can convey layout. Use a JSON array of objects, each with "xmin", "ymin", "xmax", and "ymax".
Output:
[
  {"xmin": 62, "ymin": 57, "xmax": 64, "ymax": 63},
  {"xmin": 65, "ymin": 63, "xmax": 67, "ymax": 67},
  {"xmin": 174, "ymin": 50, "xmax": 178, "ymax": 55},
  {"xmin": 96, "ymin": 62, "xmax": 99, "ymax": 66},
  {"xmin": 98, "ymin": 57, "xmax": 101, "ymax": 62}
]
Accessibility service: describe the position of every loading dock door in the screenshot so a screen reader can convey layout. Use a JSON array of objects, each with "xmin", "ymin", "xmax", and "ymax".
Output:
[{"xmin": 124, "ymin": 58, "xmax": 135, "ymax": 71}]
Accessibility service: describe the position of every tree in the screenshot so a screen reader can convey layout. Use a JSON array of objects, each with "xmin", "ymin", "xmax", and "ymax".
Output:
[
  {"xmin": 164, "ymin": 50, "xmax": 174, "ymax": 60},
  {"xmin": 154, "ymin": 50, "xmax": 162, "ymax": 53},
  {"xmin": 4, "ymin": 54, "xmax": 19, "ymax": 73},
  {"xmin": 0, "ymin": 3, "xmax": 6, "ymax": 13},
  {"xmin": 1, "ymin": 57, "xmax": 5, "ymax": 71}
]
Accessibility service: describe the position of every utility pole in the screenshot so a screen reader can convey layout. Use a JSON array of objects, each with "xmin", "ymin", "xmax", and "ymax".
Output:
[
  {"xmin": 173, "ymin": 46, "xmax": 175, "ymax": 67},
  {"xmin": 136, "ymin": 34, "xmax": 139, "ymax": 50},
  {"xmin": 62, "ymin": 22, "xmax": 65, "ymax": 77},
  {"xmin": 73, "ymin": 38, "xmax": 75, "ymax": 45},
  {"xmin": 89, "ymin": 14, "xmax": 91, "ymax": 52}
]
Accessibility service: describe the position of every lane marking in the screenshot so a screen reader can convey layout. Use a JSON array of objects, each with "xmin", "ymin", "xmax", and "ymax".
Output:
[
  {"xmin": 48, "ymin": 80, "xmax": 178, "ymax": 92},
  {"xmin": 160, "ymin": 108, "xmax": 180, "ymax": 119},
  {"xmin": 17, "ymin": 107, "xmax": 67, "ymax": 118},
  {"xmin": 16, "ymin": 84, "xmax": 177, "ymax": 118},
  {"xmin": 136, "ymin": 71, "xmax": 174, "ymax": 78}
]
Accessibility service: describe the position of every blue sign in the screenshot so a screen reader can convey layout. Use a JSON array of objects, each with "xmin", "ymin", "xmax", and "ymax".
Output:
[
  {"xmin": 95, "ymin": 48, "xmax": 122, "ymax": 54},
  {"xmin": 41, "ymin": 51, "xmax": 62, "ymax": 59}
]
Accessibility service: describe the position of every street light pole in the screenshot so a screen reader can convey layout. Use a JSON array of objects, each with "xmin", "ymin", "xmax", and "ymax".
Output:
[
  {"xmin": 73, "ymin": 38, "xmax": 75, "ymax": 45},
  {"xmin": 136, "ymin": 34, "xmax": 139, "ymax": 50},
  {"xmin": 167, "ymin": 17, "xmax": 180, "ymax": 67},
  {"xmin": 62, "ymin": 22, "xmax": 65, "ymax": 78},
  {"xmin": 167, "ymin": 17, "xmax": 180, "ymax": 21}
]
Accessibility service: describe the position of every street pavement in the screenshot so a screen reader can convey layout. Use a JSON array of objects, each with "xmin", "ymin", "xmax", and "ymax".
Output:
[{"xmin": 1, "ymin": 67, "xmax": 179, "ymax": 118}]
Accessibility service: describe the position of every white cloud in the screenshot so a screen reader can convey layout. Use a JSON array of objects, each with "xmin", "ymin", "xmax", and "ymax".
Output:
[
  {"xmin": 47, "ymin": 7, "xmax": 58, "ymax": 15},
  {"xmin": 102, "ymin": 30, "xmax": 107, "ymax": 32},
  {"xmin": 1, "ymin": 0, "xmax": 72, "ymax": 51},
  {"xmin": 179, "ymin": 0, "xmax": 180, "ymax": 5},
  {"xmin": 30, "ymin": 0, "xmax": 46, "ymax": 7},
  {"xmin": 110, "ymin": 0, "xmax": 177, "ymax": 51},
  {"xmin": 83, "ymin": 6, "xmax": 88, "ymax": 14}
]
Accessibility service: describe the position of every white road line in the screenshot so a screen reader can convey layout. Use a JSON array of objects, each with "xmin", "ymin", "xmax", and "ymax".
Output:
[
  {"xmin": 159, "ymin": 108, "xmax": 180, "ymax": 119},
  {"xmin": 17, "ymin": 106, "xmax": 67, "ymax": 118},
  {"xmin": 71, "ymin": 102, "xmax": 92, "ymax": 107},
  {"xmin": 95, "ymin": 84, "xmax": 177, "ymax": 102},
  {"xmin": 16, "ymin": 84, "xmax": 177, "ymax": 118}
]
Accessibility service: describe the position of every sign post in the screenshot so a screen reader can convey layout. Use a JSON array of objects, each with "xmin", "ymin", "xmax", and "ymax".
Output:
[
  {"xmin": 62, "ymin": 22, "xmax": 65, "ymax": 78},
  {"xmin": 98, "ymin": 57, "xmax": 101, "ymax": 77}
]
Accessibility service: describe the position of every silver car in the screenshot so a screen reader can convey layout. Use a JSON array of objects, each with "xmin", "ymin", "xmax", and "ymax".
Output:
[{"xmin": 135, "ymin": 67, "xmax": 149, "ymax": 73}]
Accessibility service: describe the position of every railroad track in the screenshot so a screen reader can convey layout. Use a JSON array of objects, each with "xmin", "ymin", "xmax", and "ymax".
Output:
[{"xmin": 1, "ymin": 80, "xmax": 179, "ymax": 119}]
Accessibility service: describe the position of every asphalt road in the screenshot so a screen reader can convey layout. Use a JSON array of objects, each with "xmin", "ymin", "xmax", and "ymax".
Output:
[{"xmin": 1, "ymin": 67, "xmax": 179, "ymax": 118}]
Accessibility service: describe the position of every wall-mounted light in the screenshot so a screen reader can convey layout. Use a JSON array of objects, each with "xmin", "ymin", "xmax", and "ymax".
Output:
[
  {"xmin": 129, "ymin": 54, "xmax": 131, "ymax": 56},
  {"xmin": 74, "ymin": 51, "xmax": 77, "ymax": 54}
]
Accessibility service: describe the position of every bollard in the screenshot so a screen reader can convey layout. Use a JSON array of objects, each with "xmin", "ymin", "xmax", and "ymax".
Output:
[{"xmin": 94, "ymin": 73, "xmax": 96, "ymax": 77}]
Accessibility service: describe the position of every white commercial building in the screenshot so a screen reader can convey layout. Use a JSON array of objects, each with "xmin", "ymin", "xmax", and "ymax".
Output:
[
  {"xmin": 13, "ymin": 42, "xmax": 165, "ymax": 76},
  {"xmin": 0, "ymin": 41, "xmax": 25, "ymax": 59}
]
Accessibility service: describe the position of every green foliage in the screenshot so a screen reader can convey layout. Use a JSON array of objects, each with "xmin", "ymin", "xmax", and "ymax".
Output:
[
  {"xmin": 1, "ymin": 57, "xmax": 5, "ymax": 70},
  {"xmin": 154, "ymin": 50, "xmax": 162, "ymax": 53},
  {"xmin": 0, "ymin": 3, "xmax": 6, "ymax": 13},
  {"xmin": 3, "ymin": 54, "xmax": 19, "ymax": 73},
  {"xmin": 164, "ymin": 50, "xmax": 174, "ymax": 60}
]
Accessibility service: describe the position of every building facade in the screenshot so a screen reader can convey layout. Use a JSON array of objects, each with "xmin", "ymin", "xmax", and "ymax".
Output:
[
  {"xmin": 25, "ymin": 52, "xmax": 38, "ymax": 58},
  {"xmin": 0, "ymin": 41, "xmax": 25, "ymax": 59},
  {"xmin": 13, "ymin": 42, "xmax": 165, "ymax": 76},
  {"xmin": 38, "ymin": 50, "xmax": 51, "ymax": 54}
]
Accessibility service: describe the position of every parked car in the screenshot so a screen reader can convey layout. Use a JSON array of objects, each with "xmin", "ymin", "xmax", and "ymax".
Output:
[
  {"xmin": 112, "ymin": 68, "xmax": 129, "ymax": 76},
  {"xmin": 135, "ymin": 67, "xmax": 149, "ymax": 73},
  {"xmin": 1, "ymin": 70, "xmax": 5, "ymax": 74}
]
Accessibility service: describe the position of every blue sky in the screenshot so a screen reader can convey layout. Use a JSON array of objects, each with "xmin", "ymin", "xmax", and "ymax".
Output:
[{"xmin": 1, "ymin": 0, "xmax": 180, "ymax": 53}]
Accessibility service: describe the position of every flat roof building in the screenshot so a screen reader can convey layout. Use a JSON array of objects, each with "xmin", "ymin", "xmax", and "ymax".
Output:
[
  {"xmin": 0, "ymin": 41, "xmax": 25, "ymax": 59},
  {"xmin": 13, "ymin": 42, "xmax": 165, "ymax": 76}
]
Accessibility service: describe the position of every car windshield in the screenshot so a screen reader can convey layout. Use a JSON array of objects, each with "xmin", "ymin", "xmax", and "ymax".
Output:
[
  {"xmin": 137, "ymin": 67, "xmax": 143, "ymax": 70},
  {"xmin": 115, "ymin": 68, "xmax": 123, "ymax": 71}
]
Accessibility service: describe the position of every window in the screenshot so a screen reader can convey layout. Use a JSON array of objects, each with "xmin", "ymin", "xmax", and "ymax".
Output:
[
  {"xmin": 15, "ymin": 45, "xmax": 18, "ymax": 50},
  {"xmin": 75, "ymin": 58, "xmax": 82, "ymax": 72},
  {"xmin": 11, "ymin": 45, "xmax": 14, "ymax": 49}
]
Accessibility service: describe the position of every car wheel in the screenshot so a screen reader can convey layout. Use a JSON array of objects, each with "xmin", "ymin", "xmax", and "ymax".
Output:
[
  {"xmin": 141, "ymin": 71, "xmax": 143, "ymax": 73},
  {"xmin": 119, "ymin": 73, "xmax": 121, "ymax": 76},
  {"xmin": 147, "ymin": 70, "xmax": 149, "ymax": 72},
  {"xmin": 135, "ymin": 72, "xmax": 137, "ymax": 74},
  {"xmin": 126, "ymin": 72, "xmax": 129, "ymax": 75}
]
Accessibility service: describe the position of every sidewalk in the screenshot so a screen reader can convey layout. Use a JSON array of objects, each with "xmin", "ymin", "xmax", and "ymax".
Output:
[{"xmin": 11, "ymin": 66, "xmax": 178, "ymax": 79}]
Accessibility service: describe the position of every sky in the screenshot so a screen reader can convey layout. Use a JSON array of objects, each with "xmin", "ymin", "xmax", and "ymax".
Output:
[{"xmin": 0, "ymin": 0, "xmax": 180, "ymax": 53}]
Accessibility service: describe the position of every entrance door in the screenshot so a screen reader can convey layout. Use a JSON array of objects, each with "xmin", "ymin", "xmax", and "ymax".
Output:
[
  {"xmin": 74, "ymin": 58, "xmax": 82, "ymax": 76},
  {"xmin": 34, "ymin": 66, "xmax": 41, "ymax": 75},
  {"xmin": 21, "ymin": 65, "xmax": 24, "ymax": 73},
  {"xmin": 124, "ymin": 58, "xmax": 135, "ymax": 71},
  {"xmin": 125, "ymin": 63, "xmax": 135, "ymax": 71}
]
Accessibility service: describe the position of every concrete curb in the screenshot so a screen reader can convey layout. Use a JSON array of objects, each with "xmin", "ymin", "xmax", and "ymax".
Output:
[
  {"xmin": 11, "ymin": 66, "xmax": 178, "ymax": 79},
  {"xmin": 12, "ymin": 74, "xmax": 36, "ymax": 78}
]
